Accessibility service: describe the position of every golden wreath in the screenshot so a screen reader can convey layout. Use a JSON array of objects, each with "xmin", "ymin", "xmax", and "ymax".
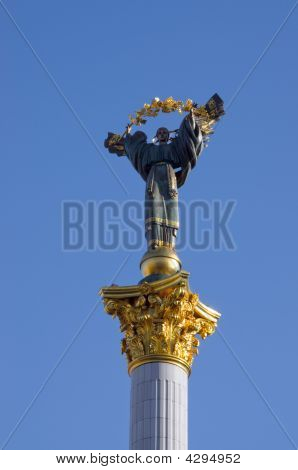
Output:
[{"xmin": 104, "ymin": 94, "xmax": 224, "ymax": 156}]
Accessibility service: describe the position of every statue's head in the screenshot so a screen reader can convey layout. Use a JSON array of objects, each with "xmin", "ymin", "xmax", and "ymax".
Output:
[{"xmin": 156, "ymin": 127, "xmax": 170, "ymax": 144}]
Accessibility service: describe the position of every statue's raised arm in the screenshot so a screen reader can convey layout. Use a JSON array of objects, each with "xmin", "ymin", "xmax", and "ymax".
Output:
[{"xmin": 171, "ymin": 110, "xmax": 204, "ymax": 188}]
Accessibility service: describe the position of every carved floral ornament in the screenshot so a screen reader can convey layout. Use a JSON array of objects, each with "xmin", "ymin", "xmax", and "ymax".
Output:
[{"xmin": 100, "ymin": 272, "xmax": 220, "ymax": 374}]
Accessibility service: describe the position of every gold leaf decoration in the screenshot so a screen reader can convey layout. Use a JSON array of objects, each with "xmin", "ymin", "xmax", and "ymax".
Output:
[
  {"xmin": 128, "ymin": 96, "xmax": 217, "ymax": 135},
  {"xmin": 101, "ymin": 273, "xmax": 219, "ymax": 374},
  {"xmin": 104, "ymin": 94, "xmax": 224, "ymax": 155}
]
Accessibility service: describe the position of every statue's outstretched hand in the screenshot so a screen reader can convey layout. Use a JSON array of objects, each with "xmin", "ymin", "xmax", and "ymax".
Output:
[{"xmin": 126, "ymin": 124, "xmax": 132, "ymax": 135}]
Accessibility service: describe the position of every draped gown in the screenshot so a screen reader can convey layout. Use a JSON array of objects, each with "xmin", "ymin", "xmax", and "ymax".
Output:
[{"xmin": 124, "ymin": 114, "xmax": 204, "ymax": 250}]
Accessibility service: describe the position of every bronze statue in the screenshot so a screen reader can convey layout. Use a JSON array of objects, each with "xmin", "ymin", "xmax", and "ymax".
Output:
[{"xmin": 105, "ymin": 94, "xmax": 224, "ymax": 279}]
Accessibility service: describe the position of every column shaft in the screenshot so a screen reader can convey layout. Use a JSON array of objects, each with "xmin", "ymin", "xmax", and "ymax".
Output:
[{"xmin": 129, "ymin": 362, "xmax": 188, "ymax": 450}]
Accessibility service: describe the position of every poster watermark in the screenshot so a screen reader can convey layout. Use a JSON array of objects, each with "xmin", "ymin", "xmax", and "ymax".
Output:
[{"xmin": 61, "ymin": 199, "xmax": 237, "ymax": 252}]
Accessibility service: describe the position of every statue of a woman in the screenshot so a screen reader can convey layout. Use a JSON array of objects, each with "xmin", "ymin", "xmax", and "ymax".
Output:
[{"xmin": 124, "ymin": 109, "xmax": 203, "ymax": 251}]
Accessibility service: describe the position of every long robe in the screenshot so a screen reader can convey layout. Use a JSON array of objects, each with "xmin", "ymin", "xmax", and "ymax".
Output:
[{"xmin": 124, "ymin": 114, "xmax": 203, "ymax": 249}]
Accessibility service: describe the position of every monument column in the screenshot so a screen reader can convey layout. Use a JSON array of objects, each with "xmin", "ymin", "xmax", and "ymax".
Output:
[
  {"xmin": 101, "ymin": 267, "xmax": 220, "ymax": 450},
  {"xmin": 101, "ymin": 94, "xmax": 224, "ymax": 450}
]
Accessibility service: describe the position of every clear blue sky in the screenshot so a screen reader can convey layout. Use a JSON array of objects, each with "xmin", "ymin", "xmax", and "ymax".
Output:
[{"xmin": 1, "ymin": 0, "xmax": 297, "ymax": 450}]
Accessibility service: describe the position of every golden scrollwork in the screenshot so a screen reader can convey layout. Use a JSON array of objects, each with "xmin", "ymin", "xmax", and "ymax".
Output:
[{"xmin": 100, "ymin": 271, "xmax": 220, "ymax": 374}]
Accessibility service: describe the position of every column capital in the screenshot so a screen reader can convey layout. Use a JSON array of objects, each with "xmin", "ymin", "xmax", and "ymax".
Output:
[{"xmin": 100, "ymin": 271, "xmax": 220, "ymax": 374}]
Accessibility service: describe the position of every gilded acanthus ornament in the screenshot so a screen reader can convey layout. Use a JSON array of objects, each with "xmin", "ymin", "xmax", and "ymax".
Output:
[{"xmin": 100, "ymin": 271, "xmax": 220, "ymax": 374}]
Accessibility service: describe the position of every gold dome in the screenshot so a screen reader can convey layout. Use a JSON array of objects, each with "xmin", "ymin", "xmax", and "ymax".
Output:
[{"xmin": 140, "ymin": 247, "xmax": 181, "ymax": 277}]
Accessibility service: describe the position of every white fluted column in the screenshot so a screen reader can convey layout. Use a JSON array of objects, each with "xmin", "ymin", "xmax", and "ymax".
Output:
[{"xmin": 129, "ymin": 362, "xmax": 188, "ymax": 450}]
